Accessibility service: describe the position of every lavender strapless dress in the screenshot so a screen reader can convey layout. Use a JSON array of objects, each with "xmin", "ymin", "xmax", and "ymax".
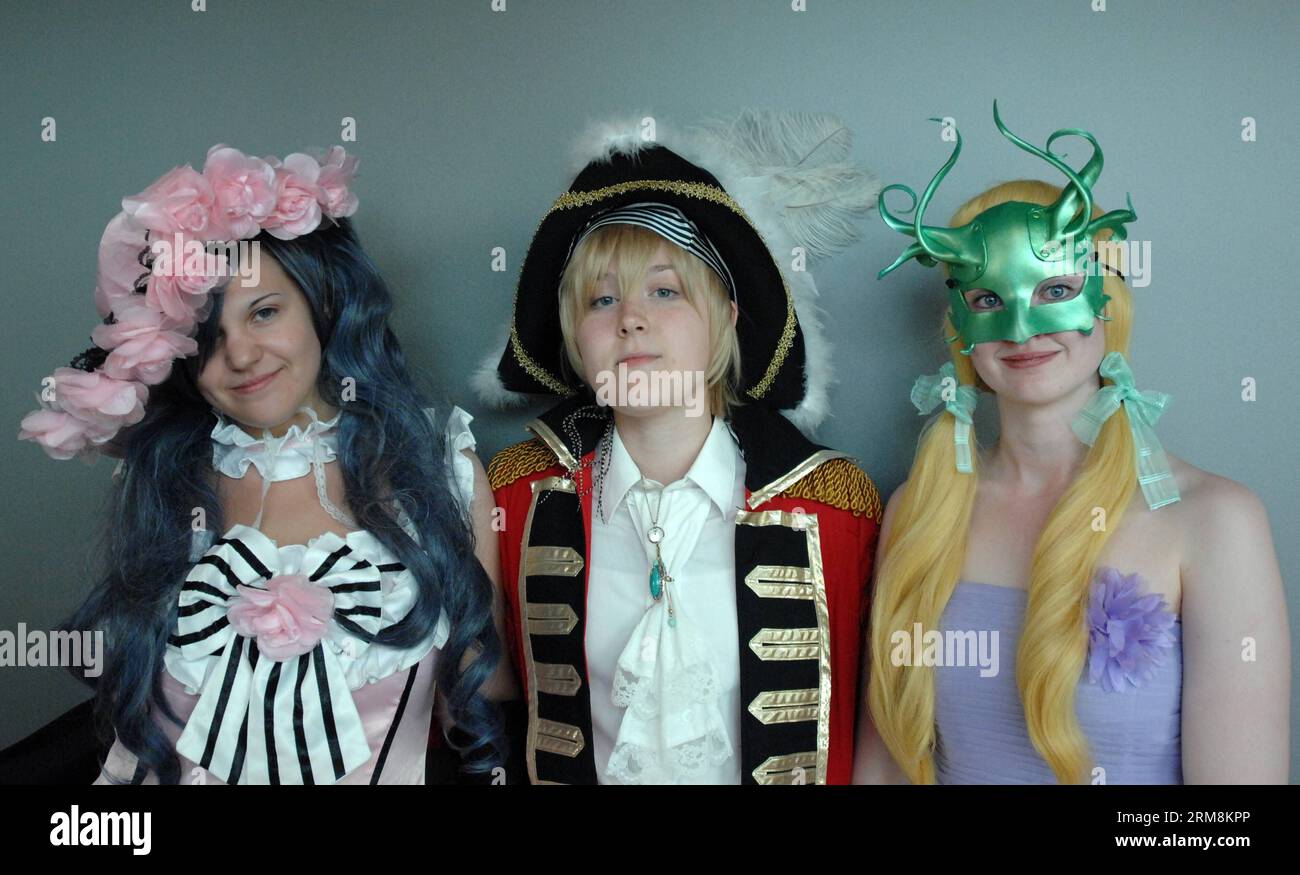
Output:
[{"xmin": 933, "ymin": 577, "xmax": 1182, "ymax": 784}]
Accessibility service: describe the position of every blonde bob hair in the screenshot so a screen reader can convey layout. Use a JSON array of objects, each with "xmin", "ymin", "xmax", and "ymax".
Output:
[{"xmin": 557, "ymin": 223, "xmax": 743, "ymax": 418}]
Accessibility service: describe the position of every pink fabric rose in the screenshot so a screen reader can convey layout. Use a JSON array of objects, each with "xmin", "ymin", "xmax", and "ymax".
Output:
[
  {"xmin": 92, "ymin": 305, "xmax": 199, "ymax": 385},
  {"xmin": 227, "ymin": 574, "xmax": 335, "ymax": 661},
  {"xmin": 18, "ymin": 409, "xmax": 95, "ymax": 460},
  {"xmin": 142, "ymin": 269, "xmax": 219, "ymax": 325},
  {"xmin": 316, "ymin": 146, "xmax": 359, "ymax": 218},
  {"xmin": 203, "ymin": 146, "xmax": 277, "ymax": 239},
  {"xmin": 263, "ymin": 154, "xmax": 323, "ymax": 240},
  {"xmin": 141, "ymin": 235, "xmax": 225, "ymax": 324},
  {"xmin": 121, "ymin": 165, "xmax": 229, "ymax": 239},
  {"xmin": 53, "ymin": 367, "xmax": 148, "ymax": 430},
  {"xmin": 94, "ymin": 212, "xmax": 150, "ymax": 318}
]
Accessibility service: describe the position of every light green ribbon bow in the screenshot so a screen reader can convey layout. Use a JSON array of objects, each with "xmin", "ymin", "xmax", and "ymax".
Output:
[
  {"xmin": 1071, "ymin": 351, "xmax": 1180, "ymax": 510},
  {"xmin": 911, "ymin": 361, "xmax": 980, "ymax": 473}
]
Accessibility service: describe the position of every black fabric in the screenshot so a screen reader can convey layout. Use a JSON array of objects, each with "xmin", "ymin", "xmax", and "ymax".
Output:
[
  {"xmin": 726, "ymin": 401, "xmax": 832, "ymax": 493},
  {"xmin": 733, "ymin": 522, "xmax": 822, "ymax": 784},
  {"xmin": 521, "ymin": 483, "xmax": 598, "ymax": 784},
  {"xmin": 0, "ymin": 698, "xmax": 108, "ymax": 785},
  {"xmin": 498, "ymin": 144, "xmax": 808, "ymax": 410}
]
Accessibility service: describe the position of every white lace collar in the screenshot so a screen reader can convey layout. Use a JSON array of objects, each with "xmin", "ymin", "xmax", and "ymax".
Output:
[{"xmin": 211, "ymin": 406, "xmax": 342, "ymax": 482}]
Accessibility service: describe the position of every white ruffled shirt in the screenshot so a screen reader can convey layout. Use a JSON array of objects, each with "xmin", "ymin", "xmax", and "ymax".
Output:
[
  {"xmin": 96, "ymin": 405, "xmax": 477, "ymax": 785},
  {"xmin": 586, "ymin": 416, "xmax": 746, "ymax": 784}
]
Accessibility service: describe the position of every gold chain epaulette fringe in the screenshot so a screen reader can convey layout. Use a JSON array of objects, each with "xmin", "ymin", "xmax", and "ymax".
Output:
[
  {"xmin": 488, "ymin": 438, "xmax": 558, "ymax": 491},
  {"xmin": 779, "ymin": 458, "xmax": 883, "ymax": 521}
]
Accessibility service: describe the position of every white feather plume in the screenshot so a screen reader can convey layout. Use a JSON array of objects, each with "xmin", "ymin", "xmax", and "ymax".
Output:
[{"xmin": 693, "ymin": 110, "xmax": 880, "ymax": 260}]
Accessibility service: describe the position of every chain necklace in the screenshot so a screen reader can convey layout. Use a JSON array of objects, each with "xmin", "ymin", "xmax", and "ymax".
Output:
[
  {"xmin": 551, "ymin": 405, "xmax": 677, "ymax": 627},
  {"xmin": 538, "ymin": 405, "xmax": 614, "ymax": 515},
  {"xmin": 645, "ymin": 485, "xmax": 677, "ymax": 627}
]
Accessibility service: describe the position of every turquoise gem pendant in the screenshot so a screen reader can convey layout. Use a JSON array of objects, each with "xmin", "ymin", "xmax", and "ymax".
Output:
[{"xmin": 649, "ymin": 560, "xmax": 663, "ymax": 600}]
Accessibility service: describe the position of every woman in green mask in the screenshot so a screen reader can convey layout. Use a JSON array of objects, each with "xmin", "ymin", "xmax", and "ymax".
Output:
[{"xmin": 855, "ymin": 103, "xmax": 1290, "ymax": 785}]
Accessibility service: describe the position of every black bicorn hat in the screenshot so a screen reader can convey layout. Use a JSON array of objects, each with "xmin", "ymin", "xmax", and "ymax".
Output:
[{"xmin": 473, "ymin": 112, "xmax": 881, "ymax": 433}]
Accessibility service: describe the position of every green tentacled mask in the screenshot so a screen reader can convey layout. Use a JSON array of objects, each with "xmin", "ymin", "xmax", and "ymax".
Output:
[{"xmin": 878, "ymin": 102, "xmax": 1137, "ymax": 354}]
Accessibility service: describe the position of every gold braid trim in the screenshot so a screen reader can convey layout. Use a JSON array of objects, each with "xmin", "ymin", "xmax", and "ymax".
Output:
[
  {"xmin": 778, "ymin": 458, "xmax": 883, "ymax": 521},
  {"xmin": 488, "ymin": 438, "xmax": 559, "ymax": 491}
]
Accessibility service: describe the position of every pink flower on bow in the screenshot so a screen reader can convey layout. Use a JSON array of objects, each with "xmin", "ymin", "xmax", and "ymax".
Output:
[
  {"xmin": 53, "ymin": 367, "xmax": 148, "ymax": 431},
  {"xmin": 264, "ymin": 154, "xmax": 323, "ymax": 240},
  {"xmin": 317, "ymin": 146, "xmax": 360, "ymax": 218},
  {"xmin": 203, "ymin": 146, "xmax": 278, "ymax": 239},
  {"xmin": 121, "ymin": 165, "xmax": 229, "ymax": 239},
  {"xmin": 92, "ymin": 305, "xmax": 199, "ymax": 385},
  {"xmin": 227, "ymin": 574, "xmax": 335, "ymax": 660}
]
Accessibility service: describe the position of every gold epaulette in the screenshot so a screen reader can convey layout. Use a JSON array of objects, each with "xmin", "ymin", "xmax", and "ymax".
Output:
[
  {"xmin": 487, "ymin": 438, "xmax": 559, "ymax": 491},
  {"xmin": 779, "ymin": 457, "xmax": 883, "ymax": 521}
]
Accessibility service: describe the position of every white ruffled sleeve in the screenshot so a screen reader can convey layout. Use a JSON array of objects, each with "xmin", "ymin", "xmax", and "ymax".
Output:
[{"xmin": 430, "ymin": 405, "xmax": 477, "ymax": 513}]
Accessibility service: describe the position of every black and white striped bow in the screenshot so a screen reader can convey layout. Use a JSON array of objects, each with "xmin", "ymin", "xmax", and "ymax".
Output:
[{"xmin": 169, "ymin": 524, "xmax": 401, "ymax": 784}]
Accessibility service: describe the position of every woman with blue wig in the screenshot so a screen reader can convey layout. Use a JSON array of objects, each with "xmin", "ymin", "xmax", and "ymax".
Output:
[{"xmin": 15, "ymin": 144, "xmax": 516, "ymax": 784}]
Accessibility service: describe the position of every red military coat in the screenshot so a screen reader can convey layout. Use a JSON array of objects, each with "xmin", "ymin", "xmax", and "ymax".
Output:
[{"xmin": 489, "ymin": 399, "xmax": 880, "ymax": 784}]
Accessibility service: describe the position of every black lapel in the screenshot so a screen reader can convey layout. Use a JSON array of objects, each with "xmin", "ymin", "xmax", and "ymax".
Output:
[
  {"xmin": 733, "ymin": 518, "xmax": 827, "ymax": 785},
  {"xmin": 729, "ymin": 404, "xmax": 838, "ymax": 785},
  {"xmin": 517, "ymin": 473, "xmax": 599, "ymax": 784}
]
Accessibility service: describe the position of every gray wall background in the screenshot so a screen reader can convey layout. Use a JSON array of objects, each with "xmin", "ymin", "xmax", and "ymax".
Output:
[{"xmin": 2, "ymin": 0, "xmax": 1296, "ymax": 781}]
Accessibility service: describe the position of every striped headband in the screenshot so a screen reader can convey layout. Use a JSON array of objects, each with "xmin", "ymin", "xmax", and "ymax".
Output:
[{"xmin": 567, "ymin": 202, "xmax": 737, "ymax": 302}]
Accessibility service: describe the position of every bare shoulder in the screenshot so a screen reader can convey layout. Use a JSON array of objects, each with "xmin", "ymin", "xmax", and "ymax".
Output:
[
  {"xmin": 459, "ymin": 446, "xmax": 489, "ymax": 480},
  {"xmin": 1166, "ymin": 454, "xmax": 1271, "ymax": 539},
  {"xmin": 1164, "ymin": 454, "xmax": 1279, "ymax": 600}
]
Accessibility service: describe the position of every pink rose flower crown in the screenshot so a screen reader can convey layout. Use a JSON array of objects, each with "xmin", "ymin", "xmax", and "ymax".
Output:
[{"xmin": 18, "ymin": 144, "xmax": 360, "ymax": 460}]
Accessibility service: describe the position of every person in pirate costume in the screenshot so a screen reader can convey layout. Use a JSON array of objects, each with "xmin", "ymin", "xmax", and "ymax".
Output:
[{"xmin": 474, "ymin": 112, "xmax": 884, "ymax": 785}]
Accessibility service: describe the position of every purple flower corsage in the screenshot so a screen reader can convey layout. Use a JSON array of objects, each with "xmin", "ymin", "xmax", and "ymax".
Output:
[{"xmin": 1086, "ymin": 567, "xmax": 1177, "ymax": 693}]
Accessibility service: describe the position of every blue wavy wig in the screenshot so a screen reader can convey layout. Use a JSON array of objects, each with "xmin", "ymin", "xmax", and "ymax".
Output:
[{"xmin": 68, "ymin": 217, "xmax": 503, "ymax": 783}]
